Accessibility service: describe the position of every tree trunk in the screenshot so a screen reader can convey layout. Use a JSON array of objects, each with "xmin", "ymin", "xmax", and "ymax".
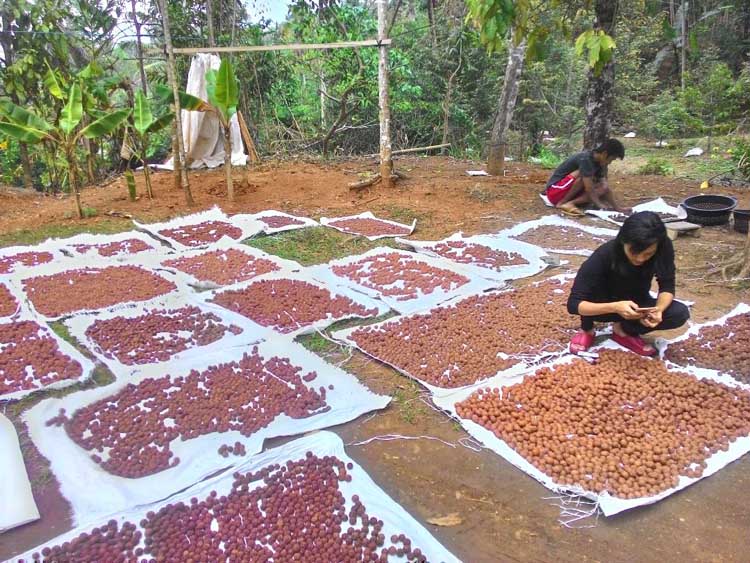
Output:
[
  {"xmin": 441, "ymin": 38, "xmax": 463, "ymax": 155},
  {"xmin": 680, "ymin": 1, "xmax": 688, "ymax": 91},
  {"xmin": 19, "ymin": 143, "xmax": 34, "ymax": 190},
  {"xmin": 172, "ymin": 120, "xmax": 182, "ymax": 191},
  {"xmin": 427, "ymin": 0, "xmax": 437, "ymax": 48},
  {"xmin": 223, "ymin": 123, "xmax": 234, "ymax": 201},
  {"xmin": 158, "ymin": 0, "xmax": 194, "ymax": 206},
  {"xmin": 583, "ymin": 1, "xmax": 617, "ymax": 149},
  {"xmin": 376, "ymin": 0, "xmax": 393, "ymax": 187},
  {"xmin": 207, "ymin": 0, "xmax": 216, "ymax": 47},
  {"xmin": 66, "ymin": 144, "xmax": 84, "ymax": 219},
  {"xmin": 131, "ymin": 0, "xmax": 148, "ymax": 92},
  {"xmin": 142, "ymin": 134, "xmax": 154, "ymax": 198},
  {"xmin": 487, "ymin": 38, "xmax": 526, "ymax": 176}
]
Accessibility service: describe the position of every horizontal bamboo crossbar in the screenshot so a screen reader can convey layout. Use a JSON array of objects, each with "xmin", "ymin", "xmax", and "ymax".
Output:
[{"xmin": 171, "ymin": 39, "xmax": 391, "ymax": 55}]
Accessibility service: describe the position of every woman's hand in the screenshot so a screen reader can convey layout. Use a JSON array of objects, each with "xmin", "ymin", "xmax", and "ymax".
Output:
[
  {"xmin": 615, "ymin": 300, "xmax": 643, "ymax": 320},
  {"xmin": 641, "ymin": 309, "xmax": 663, "ymax": 328}
]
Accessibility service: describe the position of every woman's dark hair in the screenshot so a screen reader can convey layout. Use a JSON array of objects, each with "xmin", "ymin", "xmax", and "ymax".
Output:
[
  {"xmin": 594, "ymin": 138, "xmax": 625, "ymax": 159},
  {"xmin": 612, "ymin": 211, "xmax": 668, "ymax": 272}
]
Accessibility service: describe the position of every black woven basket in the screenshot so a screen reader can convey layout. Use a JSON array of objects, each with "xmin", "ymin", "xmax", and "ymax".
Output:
[
  {"xmin": 681, "ymin": 195, "xmax": 738, "ymax": 226},
  {"xmin": 734, "ymin": 209, "xmax": 750, "ymax": 234}
]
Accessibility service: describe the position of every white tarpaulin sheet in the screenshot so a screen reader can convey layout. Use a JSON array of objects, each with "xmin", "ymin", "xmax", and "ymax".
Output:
[
  {"xmin": 0, "ymin": 243, "xmax": 67, "ymax": 276},
  {"xmin": 0, "ymin": 413, "xmax": 40, "ymax": 533},
  {"xmin": 203, "ymin": 269, "xmax": 391, "ymax": 338},
  {"xmin": 134, "ymin": 207, "xmax": 263, "ymax": 251},
  {"xmin": 657, "ymin": 303, "xmax": 750, "ymax": 389},
  {"xmin": 309, "ymin": 247, "xmax": 499, "ymax": 315},
  {"xmin": 497, "ymin": 215, "xmax": 618, "ymax": 256},
  {"xmin": 330, "ymin": 274, "xmax": 576, "ymax": 398},
  {"xmin": 63, "ymin": 292, "xmax": 265, "ymax": 380},
  {"xmin": 155, "ymin": 240, "xmax": 303, "ymax": 290},
  {"xmin": 23, "ymin": 341, "xmax": 390, "ymax": 525},
  {"xmin": 320, "ymin": 211, "xmax": 417, "ymax": 240},
  {"xmin": 160, "ymin": 53, "xmax": 247, "ymax": 170},
  {"xmin": 240, "ymin": 209, "xmax": 319, "ymax": 235},
  {"xmin": 396, "ymin": 232, "xmax": 549, "ymax": 283},
  {"xmin": 432, "ymin": 341, "xmax": 750, "ymax": 516},
  {"xmin": 41, "ymin": 230, "xmax": 171, "ymax": 262},
  {"xmin": 1, "ymin": 315, "xmax": 96, "ymax": 402},
  {"xmin": 586, "ymin": 197, "xmax": 687, "ymax": 225},
  {"xmin": 13, "ymin": 432, "xmax": 458, "ymax": 563}
]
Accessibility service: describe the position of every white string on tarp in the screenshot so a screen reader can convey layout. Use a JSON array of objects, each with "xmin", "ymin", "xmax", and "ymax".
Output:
[{"xmin": 346, "ymin": 433, "xmax": 487, "ymax": 454}]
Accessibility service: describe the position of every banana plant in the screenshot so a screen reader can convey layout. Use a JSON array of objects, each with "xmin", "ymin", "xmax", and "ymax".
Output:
[
  {"xmin": 206, "ymin": 57, "xmax": 240, "ymax": 202},
  {"xmin": 132, "ymin": 89, "xmax": 174, "ymax": 199},
  {"xmin": 0, "ymin": 86, "xmax": 130, "ymax": 219}
]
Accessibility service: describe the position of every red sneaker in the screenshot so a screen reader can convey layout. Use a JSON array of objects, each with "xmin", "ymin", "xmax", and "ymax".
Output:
[
  {"xmin": 570, "ymin": 331, "xmax": 595, "ymax": 354},
  {"xmin": 611, "ymin": 333, "xmax": 657, "ymax": 356}
]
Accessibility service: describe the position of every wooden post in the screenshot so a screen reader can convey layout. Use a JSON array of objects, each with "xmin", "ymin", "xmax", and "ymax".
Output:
[
  {"xmin": 681, "ymin": 1, "xmax": 688, "ymax": 91},
  {"xmin": 376, "ymin": 0, "xmax": 393, "ymax": 188},
  {"xmin": 206, "ymin": 0, "xmax": 215, "ymax": 47},
  {"xmin": 157, "ymin": 0, "xmax": 194, "ymax": 206}
]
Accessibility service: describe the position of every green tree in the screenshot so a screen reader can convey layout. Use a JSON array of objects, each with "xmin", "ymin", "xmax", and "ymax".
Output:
[{"xmin": 206, "ymin": 57, "xmax": 240, "ymax": 201}]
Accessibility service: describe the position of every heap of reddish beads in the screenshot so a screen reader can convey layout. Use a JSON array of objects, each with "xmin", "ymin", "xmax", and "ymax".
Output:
[
  {"xmin": 71, "ymin": 238, "xmax": 153, "ymax": 257},
  {"xmin": 55, "ymin": 348, "xmax": 330, "ymax": 478},
  {"xmin": 1, "ymin": 320, "xmax": 83, "ymax": 396},
  {"xmin": 0, "ymin": 251, "xmax": 53, "ymax": 274},
  {"xmin": 84, "ymin": 306, "xmax": 242, "ymax": 365},
  {"xmin": 212, "ymin": 279, "xmax": 377, "ymax": 333},
  {"xmin": 163, "ymin": 248, "xmax": 281, "ymax": 285},
  {"xmin": 430, "ymin": 241, "xmax": 528, "ymax": 269},
  {"xmin": 0, "ymin": 283, "xmax": 18, "ymax": 317},
  {"xmin": 513, "ymin": 225, "xmax": 611, "ymax": 251},
  {"xmin": 26, "ymin": 520, "xmax": 141, "ymax": 562},
  {"xmin": 332, "ymin": 252, "xmax": 469, "ymax": 301},
  {"xmin": 329, "ymin": 217, "xmax": 411, "ymax": 237},
  {"xmin": 22, "ymin": 266, "xmax": 176, "ymax": 317},
  {"xmin": 158, "ymin": 221, "xmax": 243, "ymax": 247},
  {"xmin": 261, "ymin": 215, "xmax": 305, "ymax": 228}
]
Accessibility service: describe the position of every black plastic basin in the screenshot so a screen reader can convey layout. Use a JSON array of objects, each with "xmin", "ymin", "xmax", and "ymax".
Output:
[{"xmin": 681, "ymin": 194, "xmax": 737, "ymax": 226}]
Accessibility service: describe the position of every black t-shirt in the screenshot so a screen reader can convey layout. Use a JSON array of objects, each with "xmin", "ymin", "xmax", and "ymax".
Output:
[
  {"xmin": 566, "ymin": 239, "xmax": 676, "ymax": 315},
  {"xmin": 544, "ymin": 151, "xmax": 607, "ymax": 192}
]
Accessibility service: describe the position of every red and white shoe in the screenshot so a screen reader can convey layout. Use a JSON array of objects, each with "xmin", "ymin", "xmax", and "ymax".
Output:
[
  {"xmin": 569, "ymin": 331, "xmax": 595, "ymax": 354},
  {"xmin": 611, "ymin": 333, "xmax": 656, "ymax": 356}
]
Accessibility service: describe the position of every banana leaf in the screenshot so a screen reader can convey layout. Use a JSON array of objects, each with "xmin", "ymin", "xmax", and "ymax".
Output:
[
  {"xmin": 0, "ymin": 120, "xmax": 50, "ymax": 144},
  {"xmin": 153, "ymin": 84, "xmax": 211, "ymax": 112},
  {"xmin": 206, "ymin": 58, "xmax": 239, "ymax": 121},
  {"xmin": 59, "ymin": 83, "xmax": 83, "ymax": 136},
  {"xmin": 0, "ymin": 99, "xmax": 53, "ymax": 132},
  {"xmin": 146, "ymin": 112, "xmax": 174, "ymax": 134},
  {"xmin": 133, "ymin": 90, "xmax": 154, "ymax": 136},
  {"xmin": 44, "ymin": 62, "xmax": 67, "ymax": 100},
  {"xmin": 79, "ymin": 108, "xmax": 131, "ymax": 139}
]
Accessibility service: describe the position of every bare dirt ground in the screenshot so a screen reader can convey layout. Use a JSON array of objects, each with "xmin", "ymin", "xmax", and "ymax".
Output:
[{"xmin": 1, "ymin": 155, "xmax": 749, "ymax": 562}]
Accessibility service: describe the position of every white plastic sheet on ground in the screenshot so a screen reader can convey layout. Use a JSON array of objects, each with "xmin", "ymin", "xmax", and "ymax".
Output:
[
  {"xmin": 585, "ymin": 197, "xmax": 687, "ymax": 225},
  {"xmin": 0, "ymin": 413, "xmax": 40, "ymax": 533},
  {"xmin": 203, "ymin": 269, "xmax": 391, "ymax": 338},
  {"xmin": 396, "ymin": 232, "xmax": 549, "ymax": 283},
  {"xmin": 13, "ymin": 432, "xmax": 458, "ymax": 563},
  {"xmin": 241, "ymin": 209, "xmax": 319, "ymax": 235},
  {"xmin": 310, "ymin": 247, "xmax": 499, "ymax": 315},
  {"xmin": 134, "ymin": 207, "xmax": 263, "ymax": 251},
  {"xmin": 23, "ymin": 341, "xmax": 390, "ymax": 525},
  {"xmin": 63, "ymin": 292, "xmax": 265, "ymax": 380},
  {"xmin": 1, "ymin": 316, "xmax": 96, "ymax": 402},
  {"xmin": 497, "ymin": 215, "xmax": 618, "ymax": 256},
  {"xmin": 41, "ymin": 230, "xmax": 171, "ymax": 262},
  {"xmin": 0, "ymin": 243, "xmax": 67, "ymax": 276},
  {"xmin": 159, "ymin": 54, "xmax": 247, "ymax": 170},
  {"xmin": 331, "ymin": 274, "xmax": 576, "ymax": 398},
  {"xmin": 320, "ymin": 211, "xmax": 417, "ymax": 240},
  {"xmin": 432, "ymin": 341, "xmax": 750, "ymax": 516},
  {"xmin": 155, "ymin": 240, "xmax": 303, "ymax": 290},
  {"xmin": 14, "ymin": 260, "xmax": 179, "ymax": 322},
  {"xmin": 656, "ymin": 303, "xmax": 750, "ymax": 389}
]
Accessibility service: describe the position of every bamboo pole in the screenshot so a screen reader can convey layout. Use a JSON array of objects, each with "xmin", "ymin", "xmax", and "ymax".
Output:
[{"xmin": 170, "ymin": 39, "xmax": 390, "ymax": 55}]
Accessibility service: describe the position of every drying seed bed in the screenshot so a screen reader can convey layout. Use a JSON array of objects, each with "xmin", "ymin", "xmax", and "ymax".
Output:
[
  {"xmin": 0, "ymin": 251, "xmax": 53, "ymax": 274},
  {"xmin": 0, "ymin": 283, "xmax": 18, "ymax": 317},
  {"xmin": 348, "ymin": 278, "xmax": 575, "ymax": 388},
  {"xmin": 332, "ymin": 252, "xmax": 469, "ymax": 302},
  {"xmin": 512, "ymin": 225, "xmax": 612, "ymax": 251},
  {"xmin": 17, "ymin": 453, "xmax": 428, "ymax": 563},
  {"xmin": 158, "ymin": 220, "xmax": 243, "ymax": 247},
  {"xmin": 49, "ymin": 348, "xmax": 331, "ymax": 478},
  {"xmin": 163, "ymin": 248, "xmax": 281, "ymax": 286},
  {"xmin": 84, "ymin": 306, "xmax": 242, "ymax": 366},
  {"xmin": 0, "ymin": 320, "xmax": 83, "ymax": 396},
  {"xmin": 258, "ymin": 214, "xmax": 305, "ymax": 229},
  {"xmin": 71, "ymin": 238, "xmax": 154, "ymax": 258},
  {"xmin": 456, "ymin": 350, "xmax": 750, "ymax": 499},
  {"xmin": 429, "ymin": 241, "xmax": 528, "ymax": 269},
  {"xmin": 22, "ymin": 266, "xmax": 176, "ymax": 317},
  {"xmin": 328, "ymin": 217, "xmax": 412, "ymax": 237},
  {"xmin": 212, "ymin": 278, "xmax": 378, "ymax": 333},
  {"xmin": 665, "ymin": 312, "xmax": 750, "ymax": 384}
]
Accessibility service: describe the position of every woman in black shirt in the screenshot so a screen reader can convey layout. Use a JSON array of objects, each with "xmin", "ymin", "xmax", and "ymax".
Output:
[{"xmin": 567, "ymin": 211, "xmax": 690, "ymax": 356}]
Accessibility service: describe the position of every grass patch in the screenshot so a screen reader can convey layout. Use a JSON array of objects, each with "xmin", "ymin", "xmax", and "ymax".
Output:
[
  {"xmin": 377, "ymin": 205, "xmax": 430, "ymax": 225},
  {"xmin": 245, "ymin": 226, "xmax": 406, "ymax": 266},
  {"xmin": 0, "ymin": 218, "xmax": 131, "ymax": 248},
  {"xmin": 298, "ymin": 332, "xmax": 340, "ymax": 355},
  {"xmin": 637, "ymin": 157, "xmax": 674, "ymax": 176},
  {"xmin": 392, "ymin": 380, "xmax": 425, "ymax": 425}
]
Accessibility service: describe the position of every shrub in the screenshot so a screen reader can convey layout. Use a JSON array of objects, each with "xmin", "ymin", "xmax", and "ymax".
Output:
[{"xmin": 637, "ymin": 157, "xmax": 674, "ymax": 176}]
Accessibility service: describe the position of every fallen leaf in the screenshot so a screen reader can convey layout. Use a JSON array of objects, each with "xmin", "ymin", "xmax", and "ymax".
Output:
[{"xmin": 427, "ymin": 513, "xmax": 463, "ymax": 527}]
